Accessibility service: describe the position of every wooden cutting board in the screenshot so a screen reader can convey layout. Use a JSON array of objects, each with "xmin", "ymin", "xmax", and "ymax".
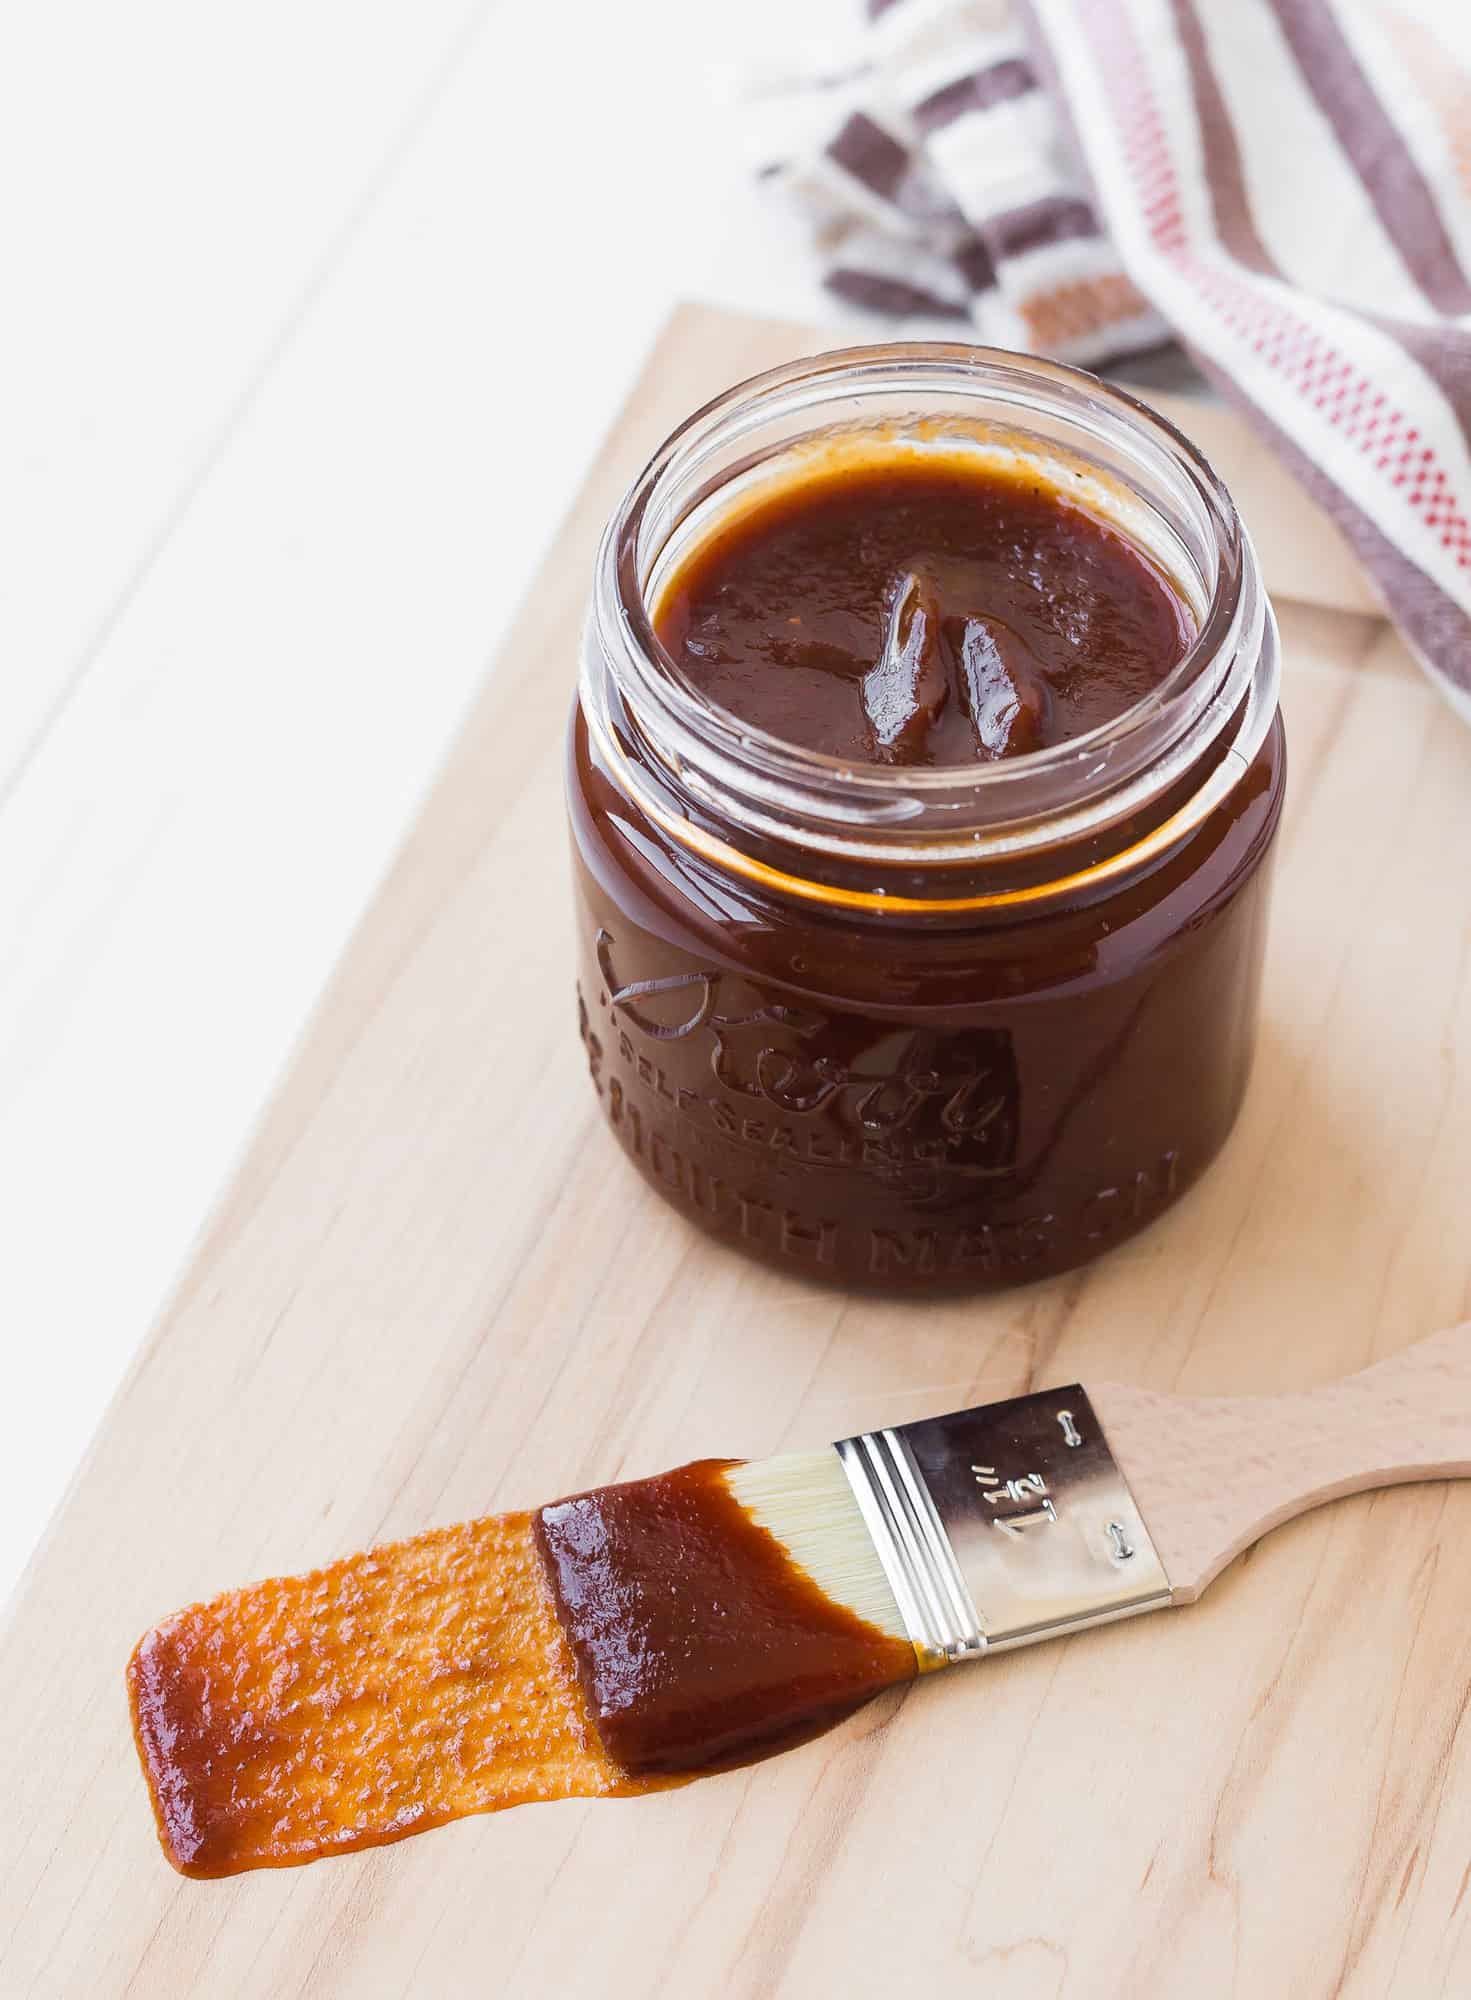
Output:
[{"xmin": 4, "ymin": 303, "xmax": 1470, "ymax": 2000}]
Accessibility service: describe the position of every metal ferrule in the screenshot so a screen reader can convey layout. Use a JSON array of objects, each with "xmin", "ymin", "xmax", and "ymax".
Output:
[{"xmin": 835, "ymin": 1386, "xmax": 1171, "ymax": 1671}]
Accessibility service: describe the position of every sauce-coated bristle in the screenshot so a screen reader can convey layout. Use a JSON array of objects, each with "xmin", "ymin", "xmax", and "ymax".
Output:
[{"xmin": 725, "ymin": 1450, "xmax": 907, "ymax": 1642}]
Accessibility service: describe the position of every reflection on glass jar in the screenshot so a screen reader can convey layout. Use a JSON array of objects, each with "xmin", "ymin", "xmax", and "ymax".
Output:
[{"xmin": 568, "ymin": 346, "xmax": 1285, "ymax": 1292}]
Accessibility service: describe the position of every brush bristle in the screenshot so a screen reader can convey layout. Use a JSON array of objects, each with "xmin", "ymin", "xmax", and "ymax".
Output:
[{"xmin": 724, "ymin": 1450, "xmax": 906, "ymax": 1640}]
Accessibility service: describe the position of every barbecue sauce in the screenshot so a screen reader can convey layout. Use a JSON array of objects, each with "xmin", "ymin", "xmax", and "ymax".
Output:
[
  {"xmin": 127, "ymin": 1468, "xmax": 913, "ymax": 1876},
  {"xmin": 534, "ymin": 1459, "xmax": 915, "ymax": 1774},
  {"xmin": 654, "ymin": 457, "xmax": 1192, "ymax": 762},
  {"xmin": 128, "ymin": 1512, "xmax": 640, "ymax": 1877}
]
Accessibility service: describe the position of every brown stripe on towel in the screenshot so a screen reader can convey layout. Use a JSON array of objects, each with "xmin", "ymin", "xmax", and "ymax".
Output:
[
  {"xmin": 955, "ymin": 234, "xmax": 1000, "ymax": 294},
  {"xmin": 1021, "ymin": 271, "xmax": 1152, "ymax": 347},
  {"xmin": 827, "ymin": 111, "xmax": 914, "ymax": 206},
  {"xmin": 990, "ymin": 193, "xmax": 1098, "ymax": 259},
  {"xmin": 1170, "ymin": 0, "xmax": 1278, "ymax": 275},
  {"xmin": 1267, "ymin": 0, "xmax": 1471, "ymax": 313},
  {"xmin": 914, "ymin": 57, "xmax": 1037, "ymax": 133},
  {"xmin": 828, "ymin": 267, "xmax": 973, "ymax": 318}
]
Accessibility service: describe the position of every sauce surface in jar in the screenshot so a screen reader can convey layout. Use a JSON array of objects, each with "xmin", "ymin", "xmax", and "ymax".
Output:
[{"xmin": 653, "ymin": 457, "xmax": 1192, "ymax": 763}]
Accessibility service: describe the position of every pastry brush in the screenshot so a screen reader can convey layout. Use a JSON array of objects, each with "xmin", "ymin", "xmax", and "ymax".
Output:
[
  {"xmin": 535, "ymin": 1316, "xmax": 1471, "ymax": 1776},
  {"xmin": 727, "ymin": 1315, "xmax": 1471, "ymax": 1669},
  {"xmin": 131, "ymin": 1317, "xmax": 1471, "ymax": 1875}
]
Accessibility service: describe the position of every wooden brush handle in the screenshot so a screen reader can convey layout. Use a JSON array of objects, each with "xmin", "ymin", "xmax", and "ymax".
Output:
[{"xmin": 1090, "ymin": 1320, "xmax": 1471, "ymax": 1602}]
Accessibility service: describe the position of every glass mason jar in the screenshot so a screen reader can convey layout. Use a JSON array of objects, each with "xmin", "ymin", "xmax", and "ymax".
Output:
[{"xmin": 568, "ymin": 345, "xmax": 1285, "ymax": 1292}]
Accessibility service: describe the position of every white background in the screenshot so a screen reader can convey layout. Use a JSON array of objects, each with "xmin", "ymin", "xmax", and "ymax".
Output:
[{"xmin": 0, "ymin": 0, "xmax": 880, "ymax": 1604}]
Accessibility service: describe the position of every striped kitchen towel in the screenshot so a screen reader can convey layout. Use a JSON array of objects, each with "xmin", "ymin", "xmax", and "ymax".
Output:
[{"xmin": 759, "ymin": 0, "xmax": 1471, "ymax": 722}]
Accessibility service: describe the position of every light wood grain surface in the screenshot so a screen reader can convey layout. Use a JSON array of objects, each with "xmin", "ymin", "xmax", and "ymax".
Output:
[
  {"xmin": 3, "ymin": 304, "xmax": 1470, "ymax": 2000},
  {"xmin": 1095, "ymin": 1318, "xmax": 1471, "ymax": 1601},
  {"xmin": 0, "ymin": 0, "xmax": 853, "ymax": 1609}
]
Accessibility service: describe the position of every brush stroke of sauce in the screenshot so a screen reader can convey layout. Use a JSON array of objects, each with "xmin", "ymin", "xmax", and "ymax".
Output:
[
  {"xmin": 127, "ymin": 1467, "xmax": 914, "ymax": 1877},
  {"xmin": 128, "ymin": 1512, "xmax": 645, "ymax": 1877},
  {"xmin": 534, "ymin": 1459, "xmax": 914, "ymax": 1774}
]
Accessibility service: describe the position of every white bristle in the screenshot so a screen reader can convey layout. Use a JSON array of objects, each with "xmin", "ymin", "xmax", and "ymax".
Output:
[{"xmin": 725, "ymin": 1449, "xmax": 907, "ymax": 1641}]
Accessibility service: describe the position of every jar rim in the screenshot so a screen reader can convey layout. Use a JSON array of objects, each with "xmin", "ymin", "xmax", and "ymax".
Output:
[{"xmin": 586, "ymin": 342, "xmax": 1278, "ymax": 891}]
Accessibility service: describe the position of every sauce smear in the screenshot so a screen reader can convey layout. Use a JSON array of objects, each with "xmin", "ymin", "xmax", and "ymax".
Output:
[
  {"xmin": 127, "ymin": 1468, "xmax": 913, "ymax": 1875},
  {"xmin": 534, "ymin": 1459, "xmax": 916, "ymax": 1774},
  {"xmin": 128, "ymin": 1512, "xmax": 650, "ymax": 1877}
]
